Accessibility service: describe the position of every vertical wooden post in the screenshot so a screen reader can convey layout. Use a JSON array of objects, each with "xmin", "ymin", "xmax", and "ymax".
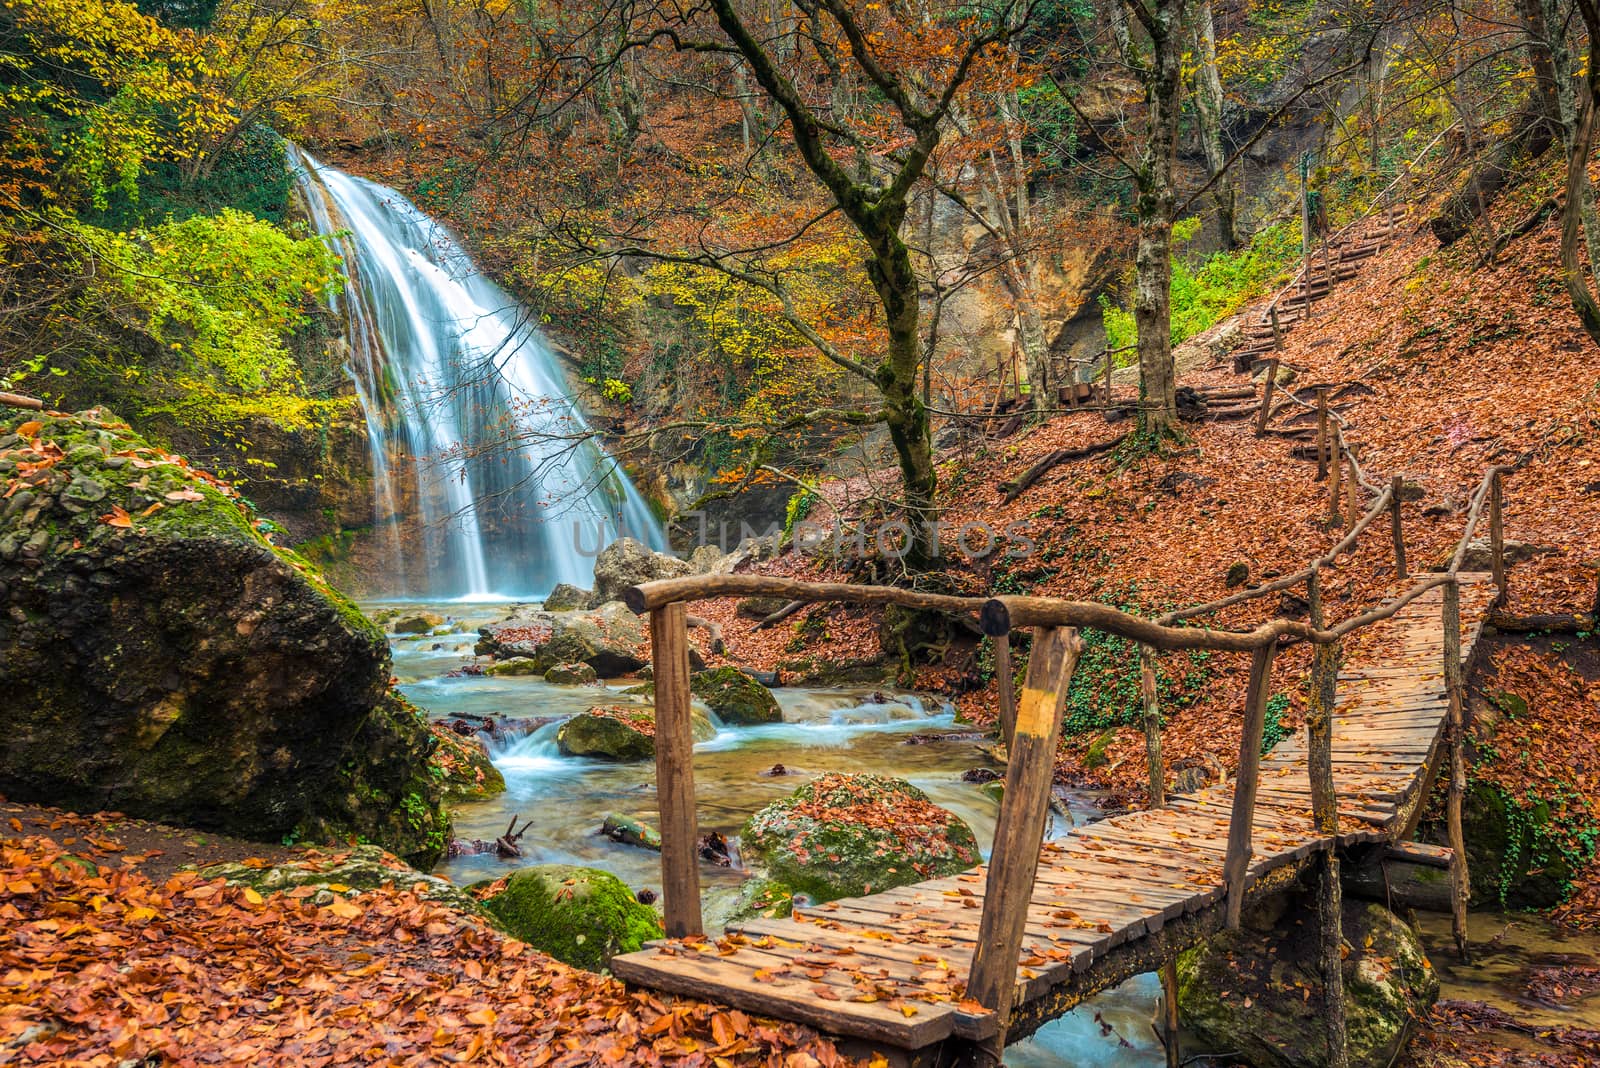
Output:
[
  {"xmin": 1390, "ymin": 475, "xmax": 1408, "ymax": 579},
  {"xmin": 1269, "ymin": 305, "xmax": 1284, "ymax": 349},
  {"xmin": 1161, "ymin": 958, "xmax": 1181, "ymax": 1068},
  {"xmin": 1328, "ymin": 436, "xmax": 1344, "ymax": 528},
  {"xmin": 1306, "ymin": 566, "xmax": 1350, "ymax": 1068},
  {"xmin": 1255, "ymin": 356, "xmax": 1280, "ymax": 437},
  {"xmin": 1489, "ymin": 470, "xmax": 1506, "ymax": 594},
  {"xmin": 1345, "ymin": 453, "xmax": 1360, "ymax": 530},
  {"xmin": 649, "ymin": 602, "xmax": 703, "ymax": 938},
  {"xmin": 1315, "ymin": 389, "xmax": 1330, "ymax": 481},
  {"xmin": 995, "ymin": 631, "xmax": 1017, "ymax": 747},
  {"xmin": 1103, "ymin": 347, "xmax": 1114, "ymax": 406},
  {"xmin": 1443, "ymin": 579, "xmax": 1472, "ymax": 962},
  {"xmin": 968, "ymin": 628, "xmax": 1085, "ymax": 1066},
  {"xmin": 1141, "ymin": 645, "xmax": 1164, "ymax": 807},
  {"xmin": 1223, "ymin": 641, "xmax": 1277, "ymax": 929}
]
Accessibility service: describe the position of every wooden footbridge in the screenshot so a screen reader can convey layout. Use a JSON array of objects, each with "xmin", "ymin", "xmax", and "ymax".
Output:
[{"xmin": 611, "ymin": 449, "xmax": 1513, "ymax": 1066}]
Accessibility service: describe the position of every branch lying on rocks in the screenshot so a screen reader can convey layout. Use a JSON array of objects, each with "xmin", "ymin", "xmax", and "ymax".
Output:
[
  {"xmin": 685, "ymin": 614, "xmax": 725, "ymax": 654},
  {"xmin": 754, "ymin": 600, "xmax": 806, "ymax": 629},
  {"xmin": 1001, "ymin": 433, "xmax": 1129, "ymax": 504},
  {"xmin": 0, "ymin": 391, "xmax": 44, "ymax": 411}
]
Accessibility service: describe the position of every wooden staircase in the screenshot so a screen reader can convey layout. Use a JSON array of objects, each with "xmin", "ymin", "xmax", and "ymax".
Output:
[{"xmin": 1231, "ymin": 207, "xmax": 1405, "ymax": 373}]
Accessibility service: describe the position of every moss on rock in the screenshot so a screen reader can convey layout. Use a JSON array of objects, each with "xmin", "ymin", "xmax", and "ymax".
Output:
[
  {"xmin": 741, "ymin": 773, "xmax": 979, "ymax": 903},
  {"xmin": 556, "ymin": 706, "xmax": 714, "ymax": 761},
  {"xmin": 201, "ymin": 843, "xmax": 483, "ymax": 916},
  {"xmin": 485, "ymin": 657, "xmax": 542, "ymax": 677},
  {"xmin": 427, "ymin": 722, "xmax": 507, "ymax": 802},
  {"xmin": 691, "ymin": 667, "xmax": 781, "ymax": 725},
  {"xmin": 0, "ymin": 410, "xmax": 448, "ymax": 867},
  {"xmin": 481, "ymin": 864, "xmax": 663, "ymax": 972},
  {"xmin": 1178, "ymin": 894, "xmax": 1438, "ymax": 1068}
]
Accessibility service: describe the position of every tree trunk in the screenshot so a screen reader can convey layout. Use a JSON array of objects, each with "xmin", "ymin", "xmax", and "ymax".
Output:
[
  {"xmin": 1192, "ymin": 0, "xmax": 1239, "ymax": 248},
  {"xmin": 1430, "ymin": 3, "xmax": 1562, "ymax": 246},
  {"xmin": 868, "ymin": 226, "xmax": 940, "ymax": 562},
  {"xmin": 1538, "ymin": 0, "xmax": 1600, "ymax": 279},
  {"xmin": 1131, "ymin": 4, "xmax": 1185, "ymax": 435},
  {"xmin": 1560, "ymin": 1, "xmax": 1600, "ymax": 344}
]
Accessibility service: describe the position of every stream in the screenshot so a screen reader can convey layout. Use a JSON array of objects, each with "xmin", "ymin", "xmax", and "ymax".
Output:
[{"xmin": 383, "ymin": 602, "xmax": 1600, "ymax": 1066}]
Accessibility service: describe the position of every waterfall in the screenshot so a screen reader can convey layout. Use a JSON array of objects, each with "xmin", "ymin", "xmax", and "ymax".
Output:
[{"xmin": 288, "ymin": 148, "xmax": 666, "ymax": 600}]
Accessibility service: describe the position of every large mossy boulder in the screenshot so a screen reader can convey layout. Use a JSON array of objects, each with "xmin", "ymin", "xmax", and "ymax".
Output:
[
  {"xmin": 1455, "ymin": 777, "xmax": 1585, "ymax": 909},
  {"xmin": 0, "ymin": 410, "xmax": 449, "ymax": 868},
  {"xmin": 741, "ymin": 773, "xmax": 980, "ymax": 902},
  {"xmin": 476, "ymin": 601, "xmax": 649, "ymax": 676},
  {"xmin": 556, "ymin": 706, "xmax": 715, "ymax": 761},
  {"xmin": 691, "ymin": 666, "xmax": 781, "ymax": 725},
  {"xmin": 1179, "ymin": 895, "xmax": 1439, "ymax": 1068},
  {"xmin": 200, "ymin": 844, "xmax": 483, "ymax": 917},
  {"xmin": 591, "ymin": 536, "xmax": 692, "ymax": 606},
  {"xmin": 481, "ymin": 864, "xmax": 664, "ymax": 972}
]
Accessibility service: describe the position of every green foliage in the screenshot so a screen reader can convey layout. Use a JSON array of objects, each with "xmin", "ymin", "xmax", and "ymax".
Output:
[
  {"xmin": 0, "ymin": 0, "xmax": 231, "ymax": 211},
  {"xmin": 85, "ymin": 124, "xmax": 294, "ymax": 229},
  {"xmin": 14, "ymin": 208, "xmax": 341, "ymax": 431},
  {"xmin": 1261, "ymin": 692, "xmax": 1291, "ymax": 754},
  {"xmin": 1098, "ymin": 293, "xmax": 1136, "ymax": 353},
  {"xmin": 1101, "ymin": 220, "xmax": 1300, "ymax": 349},
  {"xmin": 782, "ymin": 489, "xmax": 817, "ymax": 539},
  {"xmin": 1015, "ymin": 81, "xmax": 1079, "ymax": 171}
]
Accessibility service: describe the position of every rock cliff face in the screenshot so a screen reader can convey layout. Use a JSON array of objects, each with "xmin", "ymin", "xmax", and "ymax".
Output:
[{"xmin": 0, "ymin": 408, "xmax": 449, "ymax": 867}]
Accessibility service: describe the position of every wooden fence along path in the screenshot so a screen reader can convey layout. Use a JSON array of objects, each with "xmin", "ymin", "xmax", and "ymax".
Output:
[{"xmin": 611, "ymin": 435, "xmax": 1513, "ymax": 1063}]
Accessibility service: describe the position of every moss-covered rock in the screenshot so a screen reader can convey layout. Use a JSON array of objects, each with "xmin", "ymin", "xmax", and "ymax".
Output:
[
  {"xmin": 556, "ymin": 706, "xmax": 715, "ymax": 761},
  {"xmin": 545, "ymin": 662, "xmax": 599, "ymax": 685},
  {"xmin": 726, "ymin": 877, "xmax": 799, "ymax": 923},
  {"xmin": 427, "ymin": 722, "xmax": 507, "ymax": 802},
  {"xmin": 200, "ymin": 843, "xmax": 483, "ymax": 916},
  {"xmin": 392, "ymin": 613, "xmax": 443, "ymax": 634},
  {"xmin": 1457, "ymin": 778, "xmax": 1588, "ymax": 909},
  {"xmin": 1178, "ymin": 895, "xmax": 1438, "ymax": 1068},
  {"xmin": 741, "ymin": 773, "xmax": 980, "ymax": 902},
  {"xmin": 691, "ymin": 666, "xmax": 781, "ymax": 725},
  {"xmin": 481, "ymin": 864, "xmax": 663, "ymax": 972},
  {"xmin": 485, "ymin": 657, "xmax": 542, "ymax": 677},
  {"xmin": 0, "ymin": 410, "xmax": 449, "ymax": 867}
]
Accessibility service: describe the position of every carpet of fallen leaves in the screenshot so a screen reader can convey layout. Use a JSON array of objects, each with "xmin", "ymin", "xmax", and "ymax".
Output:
[
  {"xmin": 0, "ymin": 819, "xmax": 857, "ymax": 1067},
  {"xmin": 1400, "ymin": 999, "xmax": 1600, "ymax": 1067}
]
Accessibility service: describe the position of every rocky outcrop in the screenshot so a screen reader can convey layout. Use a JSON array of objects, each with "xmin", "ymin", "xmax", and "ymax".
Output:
[
  {"xmin": 542, "ymin": 583, "xmax": 592, "ymax": 611},
  {"xmin": 1179, "ymin": 895, "xmax": 1439, "ymax": 1068},
  {"xmin": 691, "ymin": 666, "xmax": 781, "ymax": 725},
  {"xmin": 545, "ymin": 662, "xmax": 598, "ymax": 685},
  {"xmin": 426, "ymin": 721, "xmax": 506, "ymax": 802},
  {"xmin": 480, "ymin": 865, "xmax": 664, "ymax": 972},
  {"xmin": 590, "ymin": 536, "xmax": 692, "ymax": 605},
  {"xmin": 477, "ymin": 601, "xmax": 650, "ymax": 676},
  {"xmin": 740, "ymin": 773, "xmax": 980, "ymax": 902},
  {"xmin": 0, "ymin": 410, "xmax": 450, "ymax": 867}
]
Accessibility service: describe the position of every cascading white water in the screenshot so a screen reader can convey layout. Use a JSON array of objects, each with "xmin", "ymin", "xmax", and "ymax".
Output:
[{"xmin": 289, "ymin": 148, "xmax": 666, "ymax": 599}]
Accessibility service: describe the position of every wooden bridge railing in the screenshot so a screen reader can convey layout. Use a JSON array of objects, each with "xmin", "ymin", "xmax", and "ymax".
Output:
[{"xmin": 622, "ymin": 456, "xmax": 1511, "ymax": 1064}]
